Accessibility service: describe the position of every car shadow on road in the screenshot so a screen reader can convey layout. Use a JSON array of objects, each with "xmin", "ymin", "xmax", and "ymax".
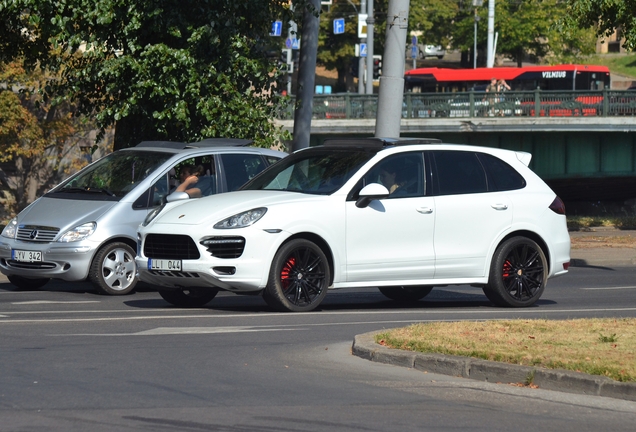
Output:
[{"xmin": 121, "ymin": 288, "xmax": 557, "ymax": 312}]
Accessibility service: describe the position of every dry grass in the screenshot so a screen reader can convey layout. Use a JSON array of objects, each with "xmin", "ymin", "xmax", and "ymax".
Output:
[
  {"xmin": 570, "ymin": 235, "xmax": 636, "ymax": 249},
  {"xmin": 376, "ymin": 318, "xmax": 636, "ymax": 382}
]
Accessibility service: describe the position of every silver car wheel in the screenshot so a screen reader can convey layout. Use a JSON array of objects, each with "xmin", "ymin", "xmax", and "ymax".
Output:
[{"xmin": 89, "ymin": 242, "xmax": 138, "ymax": 295}]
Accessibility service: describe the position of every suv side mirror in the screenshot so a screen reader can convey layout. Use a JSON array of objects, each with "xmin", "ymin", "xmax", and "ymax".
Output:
[{"xmin": 356, "ymin": 183, "xmax": 390, "ymax": 208}]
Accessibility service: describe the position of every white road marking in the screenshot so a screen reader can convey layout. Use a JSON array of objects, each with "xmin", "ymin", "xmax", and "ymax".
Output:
[
  {"xmin": 11, "ymin": 300, "xmax": 101, "ymax": 305},
  {"xmin": 580, "ymin": 286, "xmax": 636, "ymax": 290},
  {"xmin": 1, "ymin": 307, "xmax": 636, "ymax": 325},
  {"xmin": 63, "ymin": 326, "xmax": 302, "ymax": 336}
]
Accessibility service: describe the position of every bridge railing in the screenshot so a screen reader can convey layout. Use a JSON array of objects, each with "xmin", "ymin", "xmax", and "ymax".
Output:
[{"xmin": 278, "ymin": 90, "xmax": 636, "ymax": 120}]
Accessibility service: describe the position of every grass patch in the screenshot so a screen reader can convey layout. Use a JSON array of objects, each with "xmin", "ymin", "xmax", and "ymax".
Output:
[
  {"xmin": 375, "ymin": 318, "xmax": 636, "ymax": 382},
  {"xmin": 579, "ymin": 53, "xmax": 636, "ymax": 79},
  {"xmin": 567, "ymin": 215, "xmax": 636, "ymax": 231}
]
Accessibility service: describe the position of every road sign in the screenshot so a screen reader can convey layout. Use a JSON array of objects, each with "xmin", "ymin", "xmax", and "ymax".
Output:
[
  {"xmin": 285, "ymin": 38, "xmax": 292, "ymax": 49},
  {"xmin": 291, "ymin": 38, "xmax": 300, "ymax": 50},
  {"xmin": 411, "ymin": 45, "xmax": 418, "ymax": 59},
  {"xmin": 333, "ymin": 18, "xmax": 345, "ymax": 35},
  {"xmin": 270, "ymin": 21, "xmax": 282, "ymax": 37},
  {"xmin": 411, "ymin": 35, "xmax": 418, "ymax": 46},
  {"xmin": 357, "ymin": 14, "xmax": 368, "ymax": 38},
  {"xmin": 360, "ymin": 43, "xmax": 367, "ymax": 58}
]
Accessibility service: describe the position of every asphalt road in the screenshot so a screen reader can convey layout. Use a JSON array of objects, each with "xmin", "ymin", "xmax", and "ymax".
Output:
[{"xmin": 1, "ymin": 265, "xmax": 636, "ymax": 431}]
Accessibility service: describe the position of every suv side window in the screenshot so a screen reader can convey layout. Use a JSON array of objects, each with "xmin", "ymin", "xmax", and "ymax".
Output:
[
  {"xmin": 476, "ymin": 153, "xmax": 526, "ymax": 191},
  {"xmin": 221, "ymin": 154, "xmax": 268, "ymax": 191},
  {"xmin": 432, "ymin": 150, "xmax": 488, "ymax": 195},
  {"xmin": 359, "ymin": 152, "xmax": 425, "ymax": 199}
]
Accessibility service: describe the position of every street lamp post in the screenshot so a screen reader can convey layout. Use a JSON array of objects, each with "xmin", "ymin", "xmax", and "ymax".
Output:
[{"xmin": 473, "ymin": 0, "xmax": 482, "ymax": 69}]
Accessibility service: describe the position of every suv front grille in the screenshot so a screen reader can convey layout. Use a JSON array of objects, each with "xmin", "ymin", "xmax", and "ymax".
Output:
[
  {"xmin": 144, "ymin": 234, "xmax": 201, "ymax": 260},
  {"xmin": 17, "ymin": 226, "xmax": 59, "ymax": 242},
  {"xmin": 200, "ymin": 236, "xmax": 246, "ymax": 259}
]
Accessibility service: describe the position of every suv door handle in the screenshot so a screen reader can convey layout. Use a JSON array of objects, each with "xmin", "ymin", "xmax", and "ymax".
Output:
[
  {"xmin": 417, "ymin": 207, "xmax": 433, "ymax": 214},
  {"xmin": 491, "ymin": 204, "xmax": 508, "ymax": 210}
]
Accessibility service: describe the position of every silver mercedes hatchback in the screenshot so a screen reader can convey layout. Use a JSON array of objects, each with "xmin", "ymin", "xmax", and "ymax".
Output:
[{"xmin": 0, "ymin": 139, "xmax": 286, "ymax": 295}]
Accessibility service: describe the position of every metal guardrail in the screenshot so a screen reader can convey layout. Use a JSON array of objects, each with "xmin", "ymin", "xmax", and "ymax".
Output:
[{"xmin": 278, "ymin": 90, "xmax": 636, "ymax": 120}]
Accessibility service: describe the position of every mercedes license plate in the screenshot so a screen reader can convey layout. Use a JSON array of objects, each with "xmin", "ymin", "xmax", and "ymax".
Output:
[
  {"xmin": 148, "ymin": 259, "xmax": 182, "ymax": 271},
  {"xmin": 12, "ymin": 250, "xmax": 42, "ymax": 262}
]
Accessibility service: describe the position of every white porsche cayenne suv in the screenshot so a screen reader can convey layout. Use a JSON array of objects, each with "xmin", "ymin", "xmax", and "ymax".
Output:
[{"xmin": 136, "ymin": 138, "xmax": 570, "ymax": 312}]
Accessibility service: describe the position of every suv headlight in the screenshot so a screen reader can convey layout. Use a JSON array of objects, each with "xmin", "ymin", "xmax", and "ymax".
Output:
[
  {"xmin": 58, "ymin": 222, "xmax": 96, "ymax": 242},
  {"xmin": 214, "ymin": 208, "xmax": 267, "ymax": 229},
  {"xmin": 142, "ymin": 203, "xmax": 166, "ymax": 227},
  {"xmin": 1, "ymin": 218, "xmax": 17, "ymax": 239}
]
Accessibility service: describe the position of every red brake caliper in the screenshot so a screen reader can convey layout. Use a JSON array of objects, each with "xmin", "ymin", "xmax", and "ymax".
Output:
[
  {"xmin": 280, "ymin": 257, "xmax": 296, "ymax": 290},
  {"xmin": 502, "ymin": 259, "xmax": 512, "ymax": 278}
]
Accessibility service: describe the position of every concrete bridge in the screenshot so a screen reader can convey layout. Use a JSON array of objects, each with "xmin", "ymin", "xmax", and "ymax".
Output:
[{"xmin": 277, "ymin": 93, "xmax": 636, "ymax": 208}]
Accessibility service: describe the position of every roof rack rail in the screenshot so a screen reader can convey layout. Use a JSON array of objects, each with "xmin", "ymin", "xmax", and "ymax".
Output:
[
  {"xmin": 135, "ymin": 141, "xmax": 187, "ymax": 149},
  {"xmin": 322, "ymin": 137, "xmax": 442, "ymax": 148},
  {"xmin": 135, "ymin": 138, "xmax": 254, "ymax": 150},
  {"xmin": 187, "ymin": 138, "xmax": 254, "ymax": 148}
]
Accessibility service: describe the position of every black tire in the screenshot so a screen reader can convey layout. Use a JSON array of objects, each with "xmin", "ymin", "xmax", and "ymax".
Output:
[
  {"xmin": 378, "ymin": 285, "xmax": 433, "ymax": 301},
  {"xmin": 159, "ymin": 288, "xmax": 219, "ymax": 308},
  {"xmin": 7, "ymin": 275, "xmax": 50, "ymax": 290},
  {"xmin": 484, "ymin": 236, "xmax": 547, "ymax": 307},
  {"xmin": 263, "ymin": 239, "xmax": 330, "ymax": 312},
  {"xmin": 89, "ymin": 242, "xmax": 137, "ymax": 295}
]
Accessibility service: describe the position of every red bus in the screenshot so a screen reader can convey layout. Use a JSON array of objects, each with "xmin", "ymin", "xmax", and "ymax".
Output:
[{"xmin": 404, "ymin": 64, "xmax": 611, "ymax": 93}]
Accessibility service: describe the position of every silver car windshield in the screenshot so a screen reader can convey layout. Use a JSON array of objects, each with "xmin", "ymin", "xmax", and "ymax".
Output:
[
  {"xmin": 241, "ymin": 149, "xmax": 376, "ymax": 195},
  {"xmin": 48, "ymin": 151, "xmax": 173, "ymax": 200}
]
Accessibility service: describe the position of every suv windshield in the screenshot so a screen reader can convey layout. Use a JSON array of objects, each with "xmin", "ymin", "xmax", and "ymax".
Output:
[
  {"xmin": 242, "ymin": 148, "xmax": 377, "ymax": 195},
  {"xmin": 48, "ymin": 150, "xmax": 172, "ymax": 199}
]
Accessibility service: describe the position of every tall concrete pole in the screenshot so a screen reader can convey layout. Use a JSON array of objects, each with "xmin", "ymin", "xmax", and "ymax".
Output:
[
  {"xmin": 291, "ymin": 0, "xmax": 321, "ymax": 151},
  {"xmin": 365, "ymin": 0, "xmax": 374, "ymax": 95},
  {"xmin": 375, "ymin": 0, "xmax": 409, "ymax": 138},
  {"xmin": 486, "ymin": 0, "xmax": 495, "ymax": 68}
]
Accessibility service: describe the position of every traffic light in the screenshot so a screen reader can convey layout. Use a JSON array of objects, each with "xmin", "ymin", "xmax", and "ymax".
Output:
[{"xmin": 373, "ymin": 55, "xmax": 382, "ymax": 80}]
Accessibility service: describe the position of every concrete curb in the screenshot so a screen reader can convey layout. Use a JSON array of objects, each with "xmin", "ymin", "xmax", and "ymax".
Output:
[{"xmin": 352, "ymin": 331, "xmax": 636, "ymax": 402}]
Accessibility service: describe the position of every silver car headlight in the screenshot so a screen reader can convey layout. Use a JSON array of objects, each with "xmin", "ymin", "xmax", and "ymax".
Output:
[
  {"xmin": 58, "ymin": 222, "xmax": 96, "ymax": 242},
  {"xmin": 1, "ymin": 218, "xmax": 17, "ymax": 239},
  {"xmin": 214, "ymin": 208, "xmax": 267, "ymax": 229},
  {"xmin": 142, "ymin": 204, "xmax": 166, "ymax": 227}
]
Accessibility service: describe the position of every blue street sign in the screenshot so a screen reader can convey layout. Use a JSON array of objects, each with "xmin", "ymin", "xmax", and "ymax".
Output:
[
  {"xmin": 411, "ymin": 35, "xmax": 418, "ymax": 46},
  {"xmin": 411, "ymin": 45, "xmax": 418, "ymax": 59},
  {"xmin": 285, "ymin": 38, "xmax": 292, "ymax": 49},
  {"xmin": 333, "ymin": 18, "xmax": 345, "ymax": 35},
  {"xmin": 360, "ymin": 43, "xmax": 367, "ymax": 57},
  {"xmin": 291, "ymin": 38, "xmax": 300, "ymax": 50},
  {"xmin": 270, "ymin": 21, "xmax": 282, "ymax": 37}
]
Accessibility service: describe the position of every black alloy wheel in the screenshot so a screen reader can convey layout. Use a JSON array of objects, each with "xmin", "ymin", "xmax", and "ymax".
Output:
[
  {"xmin": 483, "ymin": 236, "xmax": 547, "ymax": 307},
  {"xmin": 159, "ymin": 288, "xmax": 219, "ymax": 308},
  {"xmin": 263, "ymin": 239, "xmax": 330, "ymax": 312}
]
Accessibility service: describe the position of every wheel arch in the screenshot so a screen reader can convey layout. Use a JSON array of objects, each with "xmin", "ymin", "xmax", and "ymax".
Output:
[
  {"xmin": 497, "ymin": 230, "xmax": 551, "ymax": 272},
  {"xmin": 279, "ymin": 232, "xmax": 335, "ymax": 286},
  {"xmin": 90, "ymin": 236, "xmax": 138, "ymax": 264}
]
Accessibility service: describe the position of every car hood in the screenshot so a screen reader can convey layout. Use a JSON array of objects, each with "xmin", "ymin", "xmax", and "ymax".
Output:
[
  {"xmin": 17, "ymin": 197, "xmax": 117, "ymax": 231},
  {"xmin": 153, "ymin": 190, "xmax": 319, "ymax": 226}
]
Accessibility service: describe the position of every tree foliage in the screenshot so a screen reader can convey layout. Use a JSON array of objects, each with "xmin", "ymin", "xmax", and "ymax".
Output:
[
  {"xmin": 1, "ymin": 0, "xmax": 295, "ymax": 150},
  {"xmin": 564, "ymin": 0, "xmax": 636, "ymax": 51},
  {"xmin": 0, "ymin": 59, "xmax": 109, "ymax": 217}
]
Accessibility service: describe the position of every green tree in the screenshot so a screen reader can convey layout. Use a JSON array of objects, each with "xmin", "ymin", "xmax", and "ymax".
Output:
[
  {"xmin": 452, "ymin": 0, "xmax": 596, "ymax": 67},
  {"xmin": 0, "ymin": 59, "xmax": 109, "ymax": 217},
  {"xmin": 1, "ymin": 0, "xmax": 294, "ymax": 150},
  {"xmin": 565, "ymin": 0, "xmax": 636, "ymax": 51}
]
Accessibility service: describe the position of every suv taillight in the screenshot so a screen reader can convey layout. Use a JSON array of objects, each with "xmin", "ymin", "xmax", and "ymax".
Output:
[{"xmin": 549, "ymin": 196, "xmax": 566, "ymax": 215}]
